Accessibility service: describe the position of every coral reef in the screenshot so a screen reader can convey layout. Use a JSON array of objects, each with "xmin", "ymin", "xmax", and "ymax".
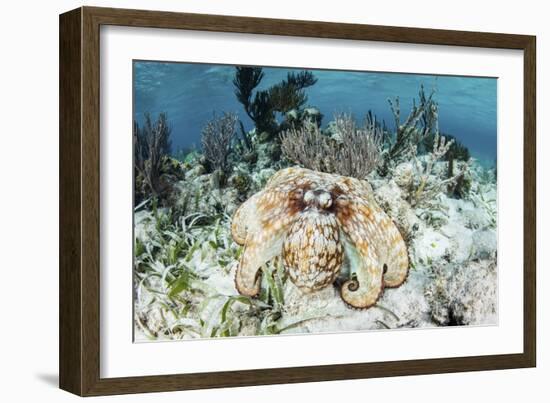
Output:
[
  {"xmin": 133, "ymin": 79, "xmax": 497, "ymax": 341},
  {"xmin": 280, "ymin": 113, "xmax": 383, "ymax": 179},
  {"xmin": 134, "ymin": 112, "xmax": 182, "ymax": 204},
  {"xmin": 380, "ymin": 85, "xmax": 439, "ymax": 175},
  {"xmin": 200, "ymin": 112, "xmax": 239, "ymax": 183},
  {"xmin": 233, "ymin": 67, "xmax": 318, "ymax": 139},
  {"xmin": 407, "ymin": 133, "xmax": 470, "ymax": 207},
  {"xmin": 233, "ymin": 67, "xmax": 272, "ymax": 134}
]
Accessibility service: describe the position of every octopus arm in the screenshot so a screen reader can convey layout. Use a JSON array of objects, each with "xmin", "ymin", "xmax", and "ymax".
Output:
[
  {"xmin": 355, "ymin": 199, "xmax": 408, "ymax": 287},
  {"xmin": 376, "ymin": 212, "xmax": 409, "ymax": 288},
  {"xmin": 336, "ymin": 198, "xmax": 409, "ymax": 307},
  {"xmin": 231, "ymin": 191, "xmax": 262, "ymax": 245},
  {"xmin": 235, "ymin": 228, "xmax": 285, "ymax": 296},
  {"xmin": 340, "ymin": 235, "xmax": 384, "ymax": 309},
  {"xmin": 234, "ymin": 188, "xmax": 299, "ymax": 296}
]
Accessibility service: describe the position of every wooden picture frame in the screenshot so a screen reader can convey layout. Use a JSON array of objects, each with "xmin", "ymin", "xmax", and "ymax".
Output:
[{"xmin": 59, "ymin": 6, "xmax": 536, "ymax": 396}]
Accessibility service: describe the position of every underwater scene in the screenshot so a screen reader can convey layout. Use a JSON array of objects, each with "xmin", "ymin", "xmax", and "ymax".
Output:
[{"xmin": 133, "ymin": 61, "xmax": 497, "ymax": 341}]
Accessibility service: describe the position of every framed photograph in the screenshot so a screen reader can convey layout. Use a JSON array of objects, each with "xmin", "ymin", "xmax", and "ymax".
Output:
[{"xmin": 59, "ymin": 6, "xmax": 536, "ymax": 396}]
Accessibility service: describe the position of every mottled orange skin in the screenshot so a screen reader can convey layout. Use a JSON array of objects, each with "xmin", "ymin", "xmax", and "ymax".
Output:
[
  {"xmin": 283, "ymin": 212, "xmax": 344, "ymax": 292},
  {"xmin": 231, "ymin": 167, "xmax": 409, "ymax": 309}
]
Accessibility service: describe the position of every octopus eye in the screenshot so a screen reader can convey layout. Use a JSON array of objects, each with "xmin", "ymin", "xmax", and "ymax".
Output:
[
  {"xmin": 303, "ymin": 189, "xmax": 333, "ymax": 210},
  {"xmin": 317, "ymin": 191, "xmax": 333, "ymax": 209},
  {"xmin": 383, "ymin": 264, "xmax": 388, "ymax": 274},
  {"xmin": 303, "ymin": 189, "xmax": 315, "ymax": 204}
]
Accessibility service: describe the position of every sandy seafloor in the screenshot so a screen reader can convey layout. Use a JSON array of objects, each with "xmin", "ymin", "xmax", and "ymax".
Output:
[{"xmin": 133, "ymin": 157, "xmax": 497, "ymax": 342}]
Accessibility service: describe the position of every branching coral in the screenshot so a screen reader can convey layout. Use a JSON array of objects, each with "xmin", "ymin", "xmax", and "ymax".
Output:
[
  {"xmin": 407, "ymin": 134, "xmax": 469, "ymax": 207},
  {"xmin": 233, "ymin": 67, "xmax": 318, "ymax": 138},
  {"xmin": 365, "ymin": 109, "xmax": 391, "ymax": 143},
  {"xmin": 425, "ymin": 132, "xmax": 470, "ymax": 162},
  {"xmin": 233, "ymin": 67, "xmax": 273, "ymax": 134},
  {"xmin": 268, "ymin": 82, "xmax": 306, "ymax": 114},
  {"xmin": 233, "ymin": 67, "xmax": 264, "ymax": 111},
  {"xmin": 280, "ymin": 113, "xmax": 383, "ymax": 179},
  {"xmin": 412, "ymin": 134, "xmax": 452, "ymax": 202},
  {"xmin": 374, "ymin": 84, "xmax": 473, "ymax": 205},
  {"xmin": 249, "ymin": 90, "xmax": 277, "ymax": 134},
  {"xmin": 268, "ymin": 71, "xmax": 318, "ymax": 113},
  {"xmin": 380, "ymin": 85, "xmax": 439, "ymax": 174},
  {"xmin": 134, "ymin": 112, "xmax": 173, "ymax": 200},
  {"xmin": 200, "ymin": 112, "xmax": 238, "ymax": 180}
]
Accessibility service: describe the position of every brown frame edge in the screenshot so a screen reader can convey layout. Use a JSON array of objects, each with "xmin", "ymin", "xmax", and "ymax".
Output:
[{"xmin": 59, "ymin": 6, "xmax": 536, "ymax": 396}]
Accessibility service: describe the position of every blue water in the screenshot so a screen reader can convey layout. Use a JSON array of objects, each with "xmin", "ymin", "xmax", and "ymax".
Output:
[{"xmin": 134, "ymin": 61, "xmax": 497, "ymax": 162}]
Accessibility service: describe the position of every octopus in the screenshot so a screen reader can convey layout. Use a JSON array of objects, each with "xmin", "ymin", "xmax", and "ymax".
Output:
[{"xmin": 231, "ymin": 167, "xmax": 409, "ymax": 309}]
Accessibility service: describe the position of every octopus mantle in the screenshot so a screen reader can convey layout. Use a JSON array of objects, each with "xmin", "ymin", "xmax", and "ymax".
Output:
[{"xmin": 231, "ymin": 167, "xmax": 409, "ymax": 309}]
